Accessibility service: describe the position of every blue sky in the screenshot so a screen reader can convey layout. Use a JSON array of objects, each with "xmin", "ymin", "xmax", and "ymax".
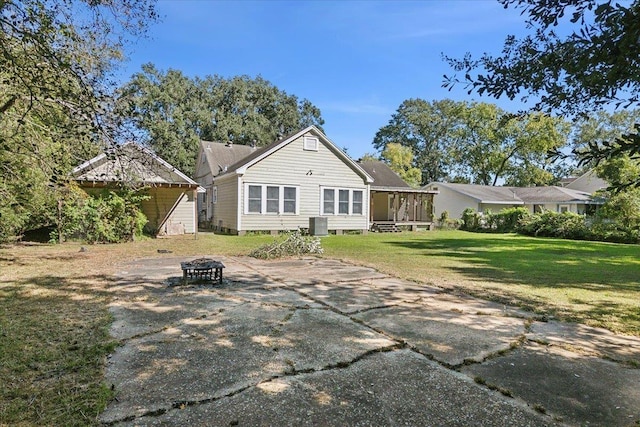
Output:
[{"xmin": 119, "ymin": 0, "xmax": 532, "ymax": 159}]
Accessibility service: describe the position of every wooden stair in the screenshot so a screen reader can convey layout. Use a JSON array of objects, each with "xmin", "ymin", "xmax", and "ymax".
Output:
[{"xmin": 372, "ymin": 223, "xmax": 400, "ymax": 233}]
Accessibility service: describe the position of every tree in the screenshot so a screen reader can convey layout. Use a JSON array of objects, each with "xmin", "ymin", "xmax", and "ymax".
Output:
[
  {"xmin": 450, "ymin": 104, "xmax": 569, "ymax": 186},
  {"xmin": 572, "ymin": 110, "xmax": 640, "ymax": 172},
  {"xmin": 444, "ymin": 0, "xmax": 640, "ymax": 187},
  {"xmin": 381, "ymin": 143, "xmax": 422, "ymax": 188},
  {"xmin": 0, "ymin": 0, "xmax": 159, "ymax": 241},
  {"xmin": 373, "ymin": 99, "xmax": 464, "ymax": 184},
  {"xmin": 118, "ymin": 65, "xmax": 325, "ymax": 175},
  {"xmin": 373, "ymin": 99, "xmax": 569, "ymax": 186}
]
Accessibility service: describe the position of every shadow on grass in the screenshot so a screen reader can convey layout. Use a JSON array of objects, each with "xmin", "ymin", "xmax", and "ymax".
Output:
[
  {"xmin": 383, "ymin": 235, "xmax": 640, "ymax": 335},
  {"xmin": 386, "ymin": 235, "xmax": 640, "ymax": 290},
  {"xmin": 0, "ymin": 274, "xmax": 117, "ymax": 426}
]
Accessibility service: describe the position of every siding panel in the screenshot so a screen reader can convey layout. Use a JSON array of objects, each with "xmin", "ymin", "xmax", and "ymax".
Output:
[
  {"xmin": 212, "ymin": 176, "xmax": 238, "ymax": 232},
  {"xmin": 240, "ymin": 133, "xmax": 369, "ymax": 231}
]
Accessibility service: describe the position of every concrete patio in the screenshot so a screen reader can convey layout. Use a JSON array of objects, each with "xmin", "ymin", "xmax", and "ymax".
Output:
[{"xmin": 100, "ymin": 256, "xmax": 640, "ymax": 426}]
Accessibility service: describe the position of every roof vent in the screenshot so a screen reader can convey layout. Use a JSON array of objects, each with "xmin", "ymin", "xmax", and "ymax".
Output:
[{"xmin": 225, "ymin": 140, "xmax": 232, "ymax": 147}]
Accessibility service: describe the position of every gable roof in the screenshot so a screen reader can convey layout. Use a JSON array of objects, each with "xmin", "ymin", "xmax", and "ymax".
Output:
[
  {"xmin": 199, "ymin": 140, "xmax": 257, "ymax": 177},
  {"xmin": 564, "ymin": 168, "xmax": 608, "ymax": 193},
  {"xmin": 215, "ymin": 126, "xmax": 374, "ymax": 183},
  {"xmin": 358, "ymin": 160, "xmax": 411, "ymax": 189},
  {"xmin": 426, "ymin": 182, "xmax": 595, "ymax": 204},
  {"xmin": 514, "ymin": 186, "xmax": 593, "ymax": 203},
  {"xmin": 72, "ymin": 143, "xmax": 198, "ymax": 188},
  {"xmin": 430, "ymin": 183, "xmax": 524, "ymax": 204}
]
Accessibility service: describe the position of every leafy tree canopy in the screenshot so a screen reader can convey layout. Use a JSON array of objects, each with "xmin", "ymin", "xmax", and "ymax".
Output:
[
  {"xmin": 373, "ymin": 99, "xmax": 569, "ymax": 186},
  {"xmin": 118, "ymin": 64, "xmax": 325, "ymax": 175},
  {"xmin": 0, "ymin": 0, "xmax": 158, "ymax": 241},
  {"xmin": 444, "ymin": 0, "xmax": 640, "ymax": 187},
  {"xmin": 380, "ymin": 143, "xmax": 422, "ymax": 188}
]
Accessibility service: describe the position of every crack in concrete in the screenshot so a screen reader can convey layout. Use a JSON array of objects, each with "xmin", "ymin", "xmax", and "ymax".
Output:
[{"xmin": 103, "ymin": 343, "xmax": 408, "ymax": 425}]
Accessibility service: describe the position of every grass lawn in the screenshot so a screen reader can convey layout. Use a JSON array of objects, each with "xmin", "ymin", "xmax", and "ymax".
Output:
[
  {"xmin": 323, "ymin": 230, "xmax": 640, "ymax": 336},
  {"xmin": 1, "ymin": 230, "xmax": 638, "ymax": 425}
]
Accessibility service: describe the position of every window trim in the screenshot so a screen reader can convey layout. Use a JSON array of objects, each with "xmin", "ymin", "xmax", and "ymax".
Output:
[
  {"xmin": 320, "ymin": 187, "xmax": 365, "ymax": 216},
  {"xmin": 244, "ymin": 183, "xmax": 299, "ymax": 215}
]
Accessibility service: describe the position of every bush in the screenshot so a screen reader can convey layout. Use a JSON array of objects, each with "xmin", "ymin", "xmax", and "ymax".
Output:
[
  {"xmin": 517, "ymin": 211, "xmax": 592, "ymax": 240},
  {"xmin": 52, "ymin": 186, "xmax": 149, "ymax": 244},
  {"xmin": 249, "ymin": 229, "xmax": 324, "ymax": 259},
  {"xmin": 492, "ymin": 207, "xmax": 529, "ymax": 232},
  {"xmin": 437, "ymin": 211, "xmax": 460, "ymax": 230},
  {"xmin": 461, "ymin": 208, "xmax": 482, "ymax": 231}
]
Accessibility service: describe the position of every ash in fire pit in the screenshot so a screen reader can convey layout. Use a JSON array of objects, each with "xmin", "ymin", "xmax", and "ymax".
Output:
[{"xmin": 180, "ymin": 258, "xmax": 225, "ymax": 284}]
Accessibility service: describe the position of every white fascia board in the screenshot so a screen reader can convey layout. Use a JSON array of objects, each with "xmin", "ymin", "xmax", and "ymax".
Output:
[{"xmin": 72, "ymin": 152, "xmax": 107, "ymax": 175}]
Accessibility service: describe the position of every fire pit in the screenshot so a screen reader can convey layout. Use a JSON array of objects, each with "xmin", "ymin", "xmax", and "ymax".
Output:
[{"xmin": 180, "ymin": 258, "xmax": 225, "ymax": 285}]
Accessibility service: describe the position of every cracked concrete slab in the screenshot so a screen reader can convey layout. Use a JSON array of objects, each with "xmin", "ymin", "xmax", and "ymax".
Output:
[
  {"xmin": 354, "ymin": 304, "xmax": 526, "ymax": 366},
  {"xmin": 294, "ymin": 281, "xmax": 416, "ymax": 314},
  {"xmin": 461, "ymin": 342, "xmax": 640, "ymax": 426},
  {"xmin": 101, "ymin": 304, "xmax": 396, "ymax": 424},
  {"xmin": 101, "ymin": 255, "xmax": 640, "ymax": 426},
  {"xmin": 527, "ymin": 320, "xmax": 640, "ymax": 365},
  {"xmin": 116, "ymin": 350, "xmax": 555, "ymax": 427}
]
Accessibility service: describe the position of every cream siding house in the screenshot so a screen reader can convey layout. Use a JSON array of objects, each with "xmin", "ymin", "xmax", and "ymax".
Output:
[
  {"xmin": 73, "ymin": 143, "xmax": 201, "ymax": 236},
  {"xmin": 561, "ymin": 169, "xmax": 608, "ymax": 194},
  {"xmin": 195, "ymin": 126, "xmax": 373, "ymax": 235},
  {"xmin": 423, "ymin": 182, "xmax": 600, "ymax": 221}
]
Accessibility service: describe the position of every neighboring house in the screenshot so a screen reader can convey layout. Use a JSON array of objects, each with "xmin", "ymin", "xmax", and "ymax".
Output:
[
  {"xmin": 560, "ymin": 169, "xmax": 608, "ymax": 194},
  {"xmin": 358, "ymin": 160, "xmax": 437, "ymax": 231},
  {"xmin": 194, "ymin": 126, "xmax": 373, "ymax": 235},
  {"xmin": 72, "ymin": 143, "xmax": 201, "ymax": 236},
  {"xmin": 423, "ymin": 182, "xmax": 600, "ymax": 220}
]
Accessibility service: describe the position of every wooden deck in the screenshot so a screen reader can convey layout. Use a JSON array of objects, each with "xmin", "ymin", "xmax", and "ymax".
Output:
[{"xmin": 371, "ymin": 221, "xmax": 434, "ymax": 232}]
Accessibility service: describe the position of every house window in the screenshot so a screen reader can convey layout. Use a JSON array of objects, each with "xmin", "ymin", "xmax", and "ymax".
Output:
[
  {"xmin": 323, "ymin": 189, "xmax": 335, "ymax": 214},
  {"xmin": 533, "ymin": 204, "xmax": 543, "ymax": 213},
  {"xmin": 321, "ymin": 187, "xmax": 365, "ymax": 215},
  {"xmin": 283, "ymin": 186, "xmax": 296, "ymax": 214},
  {"xmin": 303, "ymin": 136, "xmax": 319, "ymax": 151},
  {"xmin": 352, "ymin": 190, "xmax": 363, "ymax": 214},
  {"xmin": 339, "ymin": 190, "xmax": 350, "ymax": 214},
  {"xmin": 245, "ymin": 184, "xmax": 299, "ymax": 215},
  {"xmin": 266, "ymin": 186, "xmax": 279, "ymax": 213},
  {"xmin": 248, "ymin": 185, "xmax": 262, "ymax": 213},
  {"xmin": 559, "ymin": 204, "xmax": 569, "ymax": 213}
]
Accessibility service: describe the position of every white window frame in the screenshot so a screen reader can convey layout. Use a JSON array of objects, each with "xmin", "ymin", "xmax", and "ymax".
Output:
[
  {"xmin": 558, "ymin": 204, "xmax": 570, "ymax": 213},
  {"xmin": 303, "ymin": 136, "xmax": 319, "ymax": 151},
  {"xmin": 244, "ymin": 184, "xmax": 299, "ymax": 215},
  {"xmin": 211, "ymin": 186, "xmax": 217, "ymax": 204},
  {"xmin": 320, "ymin": 187, "xmax": 365, "ymax": 216}
]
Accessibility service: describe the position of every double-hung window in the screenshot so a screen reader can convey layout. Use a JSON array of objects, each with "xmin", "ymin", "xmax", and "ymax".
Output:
[
  {"xmin": 245, "ymin": 184, "xmax": 299, "ymax": 214},
  {"xmin": 321, "ymin": 187, "xmax": 364, "ymax": 215},
  {"xmin": 323, "ymin": 189, "xmax": 335, "ymax": 214}
]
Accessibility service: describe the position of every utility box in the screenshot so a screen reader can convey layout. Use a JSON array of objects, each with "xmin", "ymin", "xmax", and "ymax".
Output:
[{"xmin": 309, "ymin": 217, "xmax": 328, "ymax": 236}]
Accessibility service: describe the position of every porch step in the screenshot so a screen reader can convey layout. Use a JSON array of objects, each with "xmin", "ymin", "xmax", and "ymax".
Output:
[{"xmin": 372, "ymin": 223, "xmax": 400, "ymax": 233}]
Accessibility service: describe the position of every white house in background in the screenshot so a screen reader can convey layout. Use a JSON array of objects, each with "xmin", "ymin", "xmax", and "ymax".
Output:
[
  {"xmin": 194, "ymin": 126, "xmax": 373, "ymax": 235},
  {"xmin": 559, "ymin": 169, "xmax": 608, "ymax": 194},
  {"xmin": 423, "ymin": 182, "xmax": 600, "ymax": 220},
  {"xmin": 73, "ymin": 143, "xmax": 201, "ymax": 236}
]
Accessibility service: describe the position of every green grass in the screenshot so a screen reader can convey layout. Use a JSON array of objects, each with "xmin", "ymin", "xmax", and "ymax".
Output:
[
  {"xmin": 322, "ymin": 230, "xmax": 640, "ymax": 335},
  {"xmin": 1, "ymin": 230, "xmax": 638, "ymax": 425}
]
